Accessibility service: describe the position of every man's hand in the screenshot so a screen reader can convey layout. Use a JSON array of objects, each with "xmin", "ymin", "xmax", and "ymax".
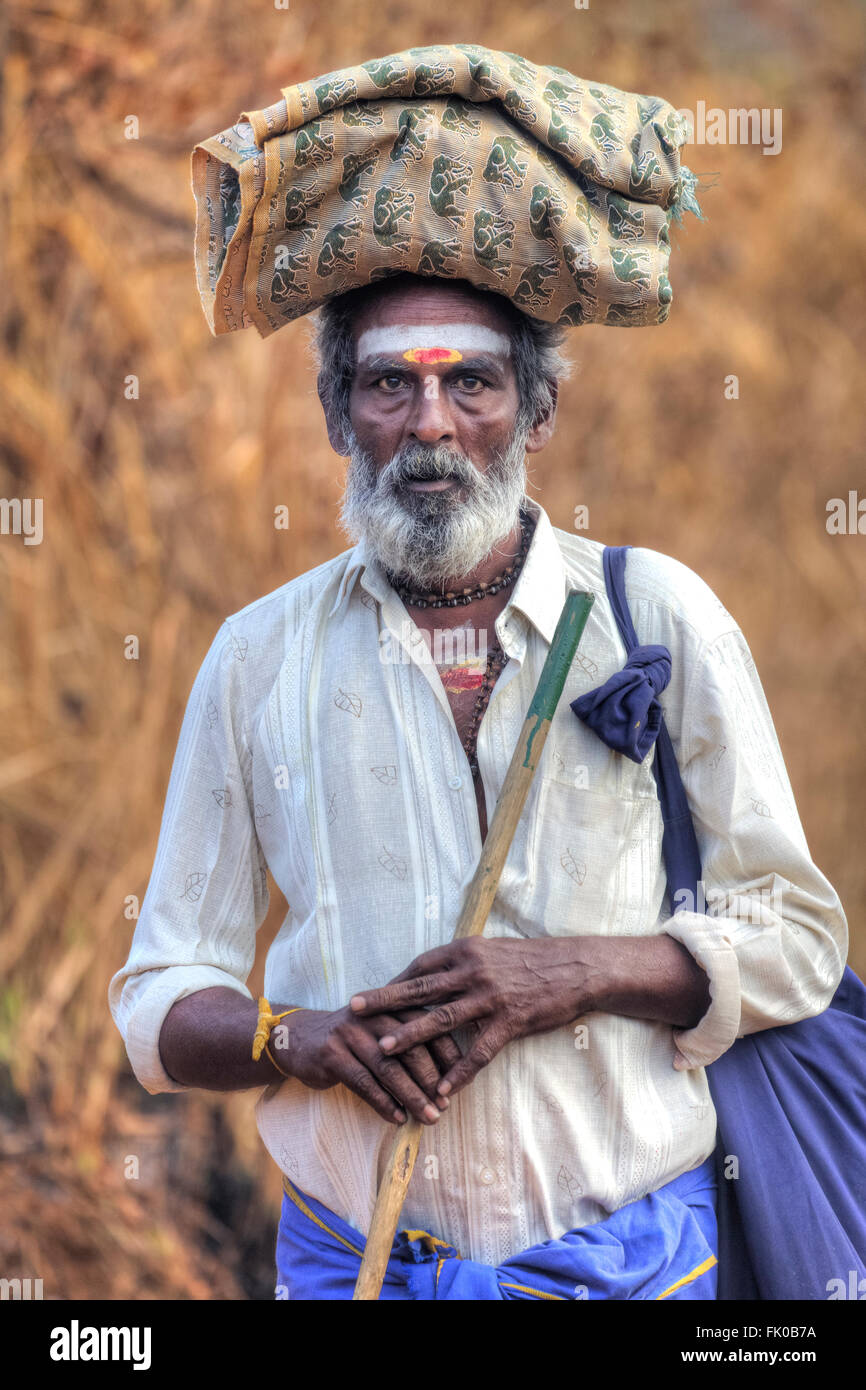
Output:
[
  {"xmin": 349, "ymin": 934, "xmax": 711, "ymax": 1100},
  {"xmin": 274, "ymin": 1005, "xmax": 461, "ymax": 1126}
]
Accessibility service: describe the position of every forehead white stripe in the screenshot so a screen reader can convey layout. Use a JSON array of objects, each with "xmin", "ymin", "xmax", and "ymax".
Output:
[{"xmin": 357, "ymin": 325, "xmax": 511, "ymax": 358}]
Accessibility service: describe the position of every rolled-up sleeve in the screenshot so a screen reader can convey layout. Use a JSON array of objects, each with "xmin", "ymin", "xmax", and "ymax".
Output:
[
  {"xmin": 108, "ymin": 619, "xmax": 269, "ymax": 1093},
  {"xmin": 662, "ymin": 626, "xmax": 848, "ymax": 1069}
]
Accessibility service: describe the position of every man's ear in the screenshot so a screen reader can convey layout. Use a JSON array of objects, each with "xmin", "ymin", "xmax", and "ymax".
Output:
[
  {"xmin": 525, "ymin": 381, "xmax": 559, "ymax": 454},
  {"xmin": 317, "ymin": 371, "xmax": 350, "ymax": 456}
]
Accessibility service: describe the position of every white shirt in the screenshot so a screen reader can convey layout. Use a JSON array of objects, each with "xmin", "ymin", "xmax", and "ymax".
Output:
[{"xmin": 109, "ymin": 497, "xmax": 847, "ymax": 1265}]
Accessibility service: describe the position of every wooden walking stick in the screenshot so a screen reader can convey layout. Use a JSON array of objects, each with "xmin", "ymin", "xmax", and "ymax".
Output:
[{"xmin": 353, "ymin": 587, "xmax": 595, "ymax": 1299}]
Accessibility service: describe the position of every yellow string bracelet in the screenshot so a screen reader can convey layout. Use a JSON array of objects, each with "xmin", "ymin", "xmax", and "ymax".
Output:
[
  {"xmin": 252, "ymin": 998, "xmax": 303, "ymax": 1062},
  {"xmin": 265, "ymin": 1040, "xmax": 291, "ymax": 1079}
]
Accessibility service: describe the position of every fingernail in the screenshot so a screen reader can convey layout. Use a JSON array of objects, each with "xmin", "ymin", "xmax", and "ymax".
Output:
[
  {"xmin": 394, "ymin": 1108, "xmax": 407, "ymax": 1123},
  {"xmin": 380, "ymin": 1035, "xmax": 396, "ymax": 1051},
  {"xmin": 436, "ymin": 1096, "xmax": 450, "ymax": 1111},
  {"xmin": 437, "ymin": 1080, "xmax": 452, "ymax": 1096},
  {"xmin": 350, "ymin": 996, "xmax": 365, "ymax": 1011},
  {"xmin": 423, "ymin": 1104, "xmax": 440, "ymax": 1123}
]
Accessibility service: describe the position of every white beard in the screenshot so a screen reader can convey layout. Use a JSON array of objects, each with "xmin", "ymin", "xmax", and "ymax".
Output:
[{"xmin": 338, "ymin": 427, "xmax": 531, "ymax": 590}]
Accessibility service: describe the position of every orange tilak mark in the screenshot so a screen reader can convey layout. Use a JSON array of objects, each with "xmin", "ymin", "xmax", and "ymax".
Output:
[{"xmin": 402, "ymin": 347, "xmax": 463, "ymax": 364}]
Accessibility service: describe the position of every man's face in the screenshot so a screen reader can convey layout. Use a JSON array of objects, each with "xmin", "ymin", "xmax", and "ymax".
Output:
[
  {"xmin": 328, "ymin": 280, "xmax": 554, "ymax": 589},
  {"xmin": 348, "ymin": 281, "xmax": 522, "ymax": 491}
]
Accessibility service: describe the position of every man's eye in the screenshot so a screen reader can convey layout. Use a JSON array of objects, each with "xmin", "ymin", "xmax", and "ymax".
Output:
[
  {"xmin": 457, "ymin": 375, "xmax": 485, "ymax": 392},
  {"xmin": 375, "ymin": 375, "xmax": 405, "ymax": 392}
]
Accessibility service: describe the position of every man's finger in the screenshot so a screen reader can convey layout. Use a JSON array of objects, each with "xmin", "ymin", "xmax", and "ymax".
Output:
[
  {"xmin": 398, "ymin": 1042, "xmax": 452, "ymax": 1109},
  {"xmin": 377, "ymin": 997, "xmax": 482, "ymax": 1054},
  {"xmin": 425, "ymin": 1029, "xmax": 463, "ymax": 1073},
  {"xmin": 374, "ymin": 1013, "xmax": 450, "ymax": 1107},
  {"xmin": 348, "ymin": 1035, "xmax": 443, "ymax": 1126},
  {"xmin": 349, "ymin": 969, "xmax": 462, "ymax": 1016},
  {"xmin": 435, "ymin": 1025, "xmax": 508, "ymax": 1098},
  {"xmin": 331, "ymin": 1043, "xmax": 408, "ymax": 1125},
  {"xmin": 385, "ymin": 944, "xmax": 458, "ymax": 985}
]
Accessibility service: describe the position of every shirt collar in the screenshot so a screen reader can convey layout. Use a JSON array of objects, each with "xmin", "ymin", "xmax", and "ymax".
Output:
[
  {"xmin": 505, "ymin": 497, "xmax": 569, "ymax": 646},
  {"xmin": 328, "ymin": 496, "xmax": 569, "ymax": 647}
]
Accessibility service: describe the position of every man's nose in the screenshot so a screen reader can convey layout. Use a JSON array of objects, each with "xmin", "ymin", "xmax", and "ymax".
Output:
[{"xmin": 407, "ymin": 380, "xmax": 454, "ymax": 444}]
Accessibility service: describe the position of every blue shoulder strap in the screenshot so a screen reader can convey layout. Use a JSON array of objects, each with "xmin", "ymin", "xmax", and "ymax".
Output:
[{"xmin": 598, "ymin": 546, "xmax": 702, "ymax": 913}]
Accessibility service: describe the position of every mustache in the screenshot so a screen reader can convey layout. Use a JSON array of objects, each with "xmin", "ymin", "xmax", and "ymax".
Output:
[{"xmin": 382, "ymin": 442, "xmax": 479, "ymax": 487}]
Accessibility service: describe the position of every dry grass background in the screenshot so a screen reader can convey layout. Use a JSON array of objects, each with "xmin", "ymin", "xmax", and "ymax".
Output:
[{"xmin": 0, "ymin": 0, "xmax": 864, "ymax": 1299}]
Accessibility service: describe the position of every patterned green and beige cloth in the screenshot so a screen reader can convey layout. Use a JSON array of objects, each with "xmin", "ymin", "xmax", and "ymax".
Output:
[{"xmin": 191, "ymin": 43, "xmax": 702, "ymax": 336}]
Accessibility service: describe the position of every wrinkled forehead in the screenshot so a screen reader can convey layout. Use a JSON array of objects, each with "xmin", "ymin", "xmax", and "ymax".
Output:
[{"xmin": 356, "ymin": 324, "xmax": 512, "ymax": 364}]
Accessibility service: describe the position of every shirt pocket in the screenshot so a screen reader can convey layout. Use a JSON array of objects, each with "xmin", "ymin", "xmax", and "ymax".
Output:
[{"xmin": 510, "ymin": 768, "xmax": 665, "ymax": 939}]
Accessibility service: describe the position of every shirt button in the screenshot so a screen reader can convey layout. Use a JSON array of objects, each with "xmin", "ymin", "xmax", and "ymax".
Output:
[
  {"xmin": 448, "ymin": 775, "xmax": 463, "ymax": 790},
  {"xmin": 478, "ymin": 1165, "xmax": 496, "ymax": 1186}
]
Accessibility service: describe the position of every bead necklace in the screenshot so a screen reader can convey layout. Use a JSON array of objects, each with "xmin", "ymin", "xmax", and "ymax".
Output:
[
  {"xmin": 387, "ymin": 508, "xmax": 534, "ymax": 609},
  {"xmin": 462, "ymin": 639, "xmax": 511, "ymax": 778}
]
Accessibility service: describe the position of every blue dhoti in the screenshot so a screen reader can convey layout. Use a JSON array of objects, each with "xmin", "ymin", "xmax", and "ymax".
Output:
[{"xmin": 274, "ymin": 1154, "xmax": 718, "ymax": 1300}]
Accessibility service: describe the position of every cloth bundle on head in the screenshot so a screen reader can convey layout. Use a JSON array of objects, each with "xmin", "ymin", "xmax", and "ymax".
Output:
[{"xmin": 191, "ymin": 42, "xmax": 702, "ymax": 337}]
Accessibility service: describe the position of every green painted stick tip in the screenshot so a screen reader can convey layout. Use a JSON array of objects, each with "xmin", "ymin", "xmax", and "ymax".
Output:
[{"xmin": 523, "ymin": 590, "xmax": 594, "ymax": 764}]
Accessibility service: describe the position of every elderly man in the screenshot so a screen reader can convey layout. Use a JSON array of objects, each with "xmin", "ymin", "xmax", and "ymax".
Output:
[{"xmin": 109, "ymin": 45, "xmax": 848, "ymax": 1300}]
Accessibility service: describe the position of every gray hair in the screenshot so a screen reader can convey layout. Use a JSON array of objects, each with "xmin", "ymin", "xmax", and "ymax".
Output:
[{"xmin": 310, "ymin": 275, "xmax": 571, "ymax": 442}]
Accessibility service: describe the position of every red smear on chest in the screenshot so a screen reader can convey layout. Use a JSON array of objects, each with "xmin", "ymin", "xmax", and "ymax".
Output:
[{"xmin": 441, "ymin": 666, "xmax": 486, "ymax": 693}]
